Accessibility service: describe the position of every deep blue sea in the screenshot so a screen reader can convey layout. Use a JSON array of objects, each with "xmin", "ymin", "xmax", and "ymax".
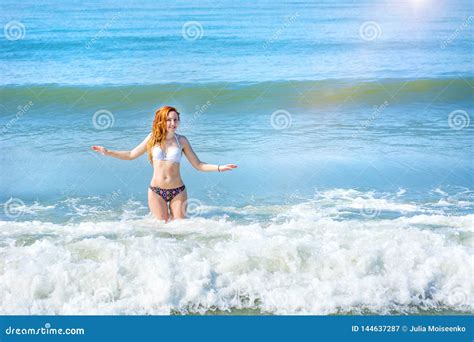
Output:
[{"xmin": 0, "ymin": 0, "xmax": 472, "ymax": 315}]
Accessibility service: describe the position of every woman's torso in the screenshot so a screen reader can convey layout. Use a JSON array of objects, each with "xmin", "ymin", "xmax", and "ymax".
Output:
[{"xmin": 150, "ymin": 134, "xmax": 184, "ymax": 188}]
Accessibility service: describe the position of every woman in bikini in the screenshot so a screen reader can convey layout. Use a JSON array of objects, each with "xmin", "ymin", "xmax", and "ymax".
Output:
[{"xmin": 91, "ymin": 105, "xmax": 237, "ymax": 222}]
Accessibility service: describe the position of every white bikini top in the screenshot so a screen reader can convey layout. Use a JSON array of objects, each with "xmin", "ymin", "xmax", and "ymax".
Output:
[{"xmin": 151, "ymin": 134, "xmax": 183, "ymax": 163}]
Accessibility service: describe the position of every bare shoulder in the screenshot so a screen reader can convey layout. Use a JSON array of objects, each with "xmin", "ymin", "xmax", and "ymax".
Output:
[{"xmin": 177, "ymin": 134, "xmax": 190, "ymax": 146}]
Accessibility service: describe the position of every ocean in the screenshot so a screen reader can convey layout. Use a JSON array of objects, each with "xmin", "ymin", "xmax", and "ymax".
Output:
[{"xmin": 0, "ymin": 0, "xmax": 473, "ymax": 315}]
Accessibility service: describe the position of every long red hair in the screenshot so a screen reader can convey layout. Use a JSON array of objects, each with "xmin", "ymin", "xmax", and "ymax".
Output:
[{"xmin": 147, "ymin": 106, "xmax": 180, "ymax": 163}]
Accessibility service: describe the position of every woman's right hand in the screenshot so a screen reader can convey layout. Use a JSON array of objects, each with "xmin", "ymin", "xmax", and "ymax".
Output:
[{"xmin": 91, "ymin": 145, "xmax": 109, "ymax": 156}]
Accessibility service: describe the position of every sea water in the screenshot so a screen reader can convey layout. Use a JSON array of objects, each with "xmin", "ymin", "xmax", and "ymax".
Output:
[{"xmin": 0, "ymin": 0, "xmax": 473, "ymax": 314}]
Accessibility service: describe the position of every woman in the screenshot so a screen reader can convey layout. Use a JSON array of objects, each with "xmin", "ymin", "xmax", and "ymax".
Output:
[{"xmin": 91, "ymin": 105, "xmax": 237, "ymax": 222}]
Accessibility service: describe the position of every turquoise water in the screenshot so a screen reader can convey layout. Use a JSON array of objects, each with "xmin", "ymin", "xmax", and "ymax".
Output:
[
  {"xmin": 0, "ymin": 0, "xmax": 472, "ymax": 315},
  {"xmin": 1, "ymin": 79, "xmax": 472, "ymax": 210},
  {"xmin": 1, "ymin": 0, "xmax": 473, "ymax": 83}
]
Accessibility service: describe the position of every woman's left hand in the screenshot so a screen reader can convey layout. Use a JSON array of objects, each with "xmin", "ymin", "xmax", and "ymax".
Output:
[{"xmin": 219, "ymin": 164, "xmax": 238, "ymax": 172}]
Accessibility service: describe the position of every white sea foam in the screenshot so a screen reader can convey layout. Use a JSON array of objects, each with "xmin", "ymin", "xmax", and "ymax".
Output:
[
  {"xmin": 0, "ymin": 209, "xmax": 472, "ymax": 315},
  {"xmin": 1, "ymin": 188, "xmax": 472, "ymax": 314}
]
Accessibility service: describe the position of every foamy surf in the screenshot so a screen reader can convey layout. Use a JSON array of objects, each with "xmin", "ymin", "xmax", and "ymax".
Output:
[{"xmin": 0, "ymin": 189, "xmax": 472, "ymax": 315}]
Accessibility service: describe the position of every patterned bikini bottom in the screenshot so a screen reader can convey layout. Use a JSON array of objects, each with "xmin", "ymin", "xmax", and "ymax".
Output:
[{"xmin": 149, "ymin": 184, "xmax": 186, "ymax": 202}]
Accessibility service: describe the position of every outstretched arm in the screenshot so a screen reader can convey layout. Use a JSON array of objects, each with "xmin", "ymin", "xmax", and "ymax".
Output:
[
  {"xmin": 181, "ymin": 136, "xmax": 237, "ymax": 172},
  {"xmin": 91, "ymin": 133, "xmax": 151, "ymax": 160}
]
